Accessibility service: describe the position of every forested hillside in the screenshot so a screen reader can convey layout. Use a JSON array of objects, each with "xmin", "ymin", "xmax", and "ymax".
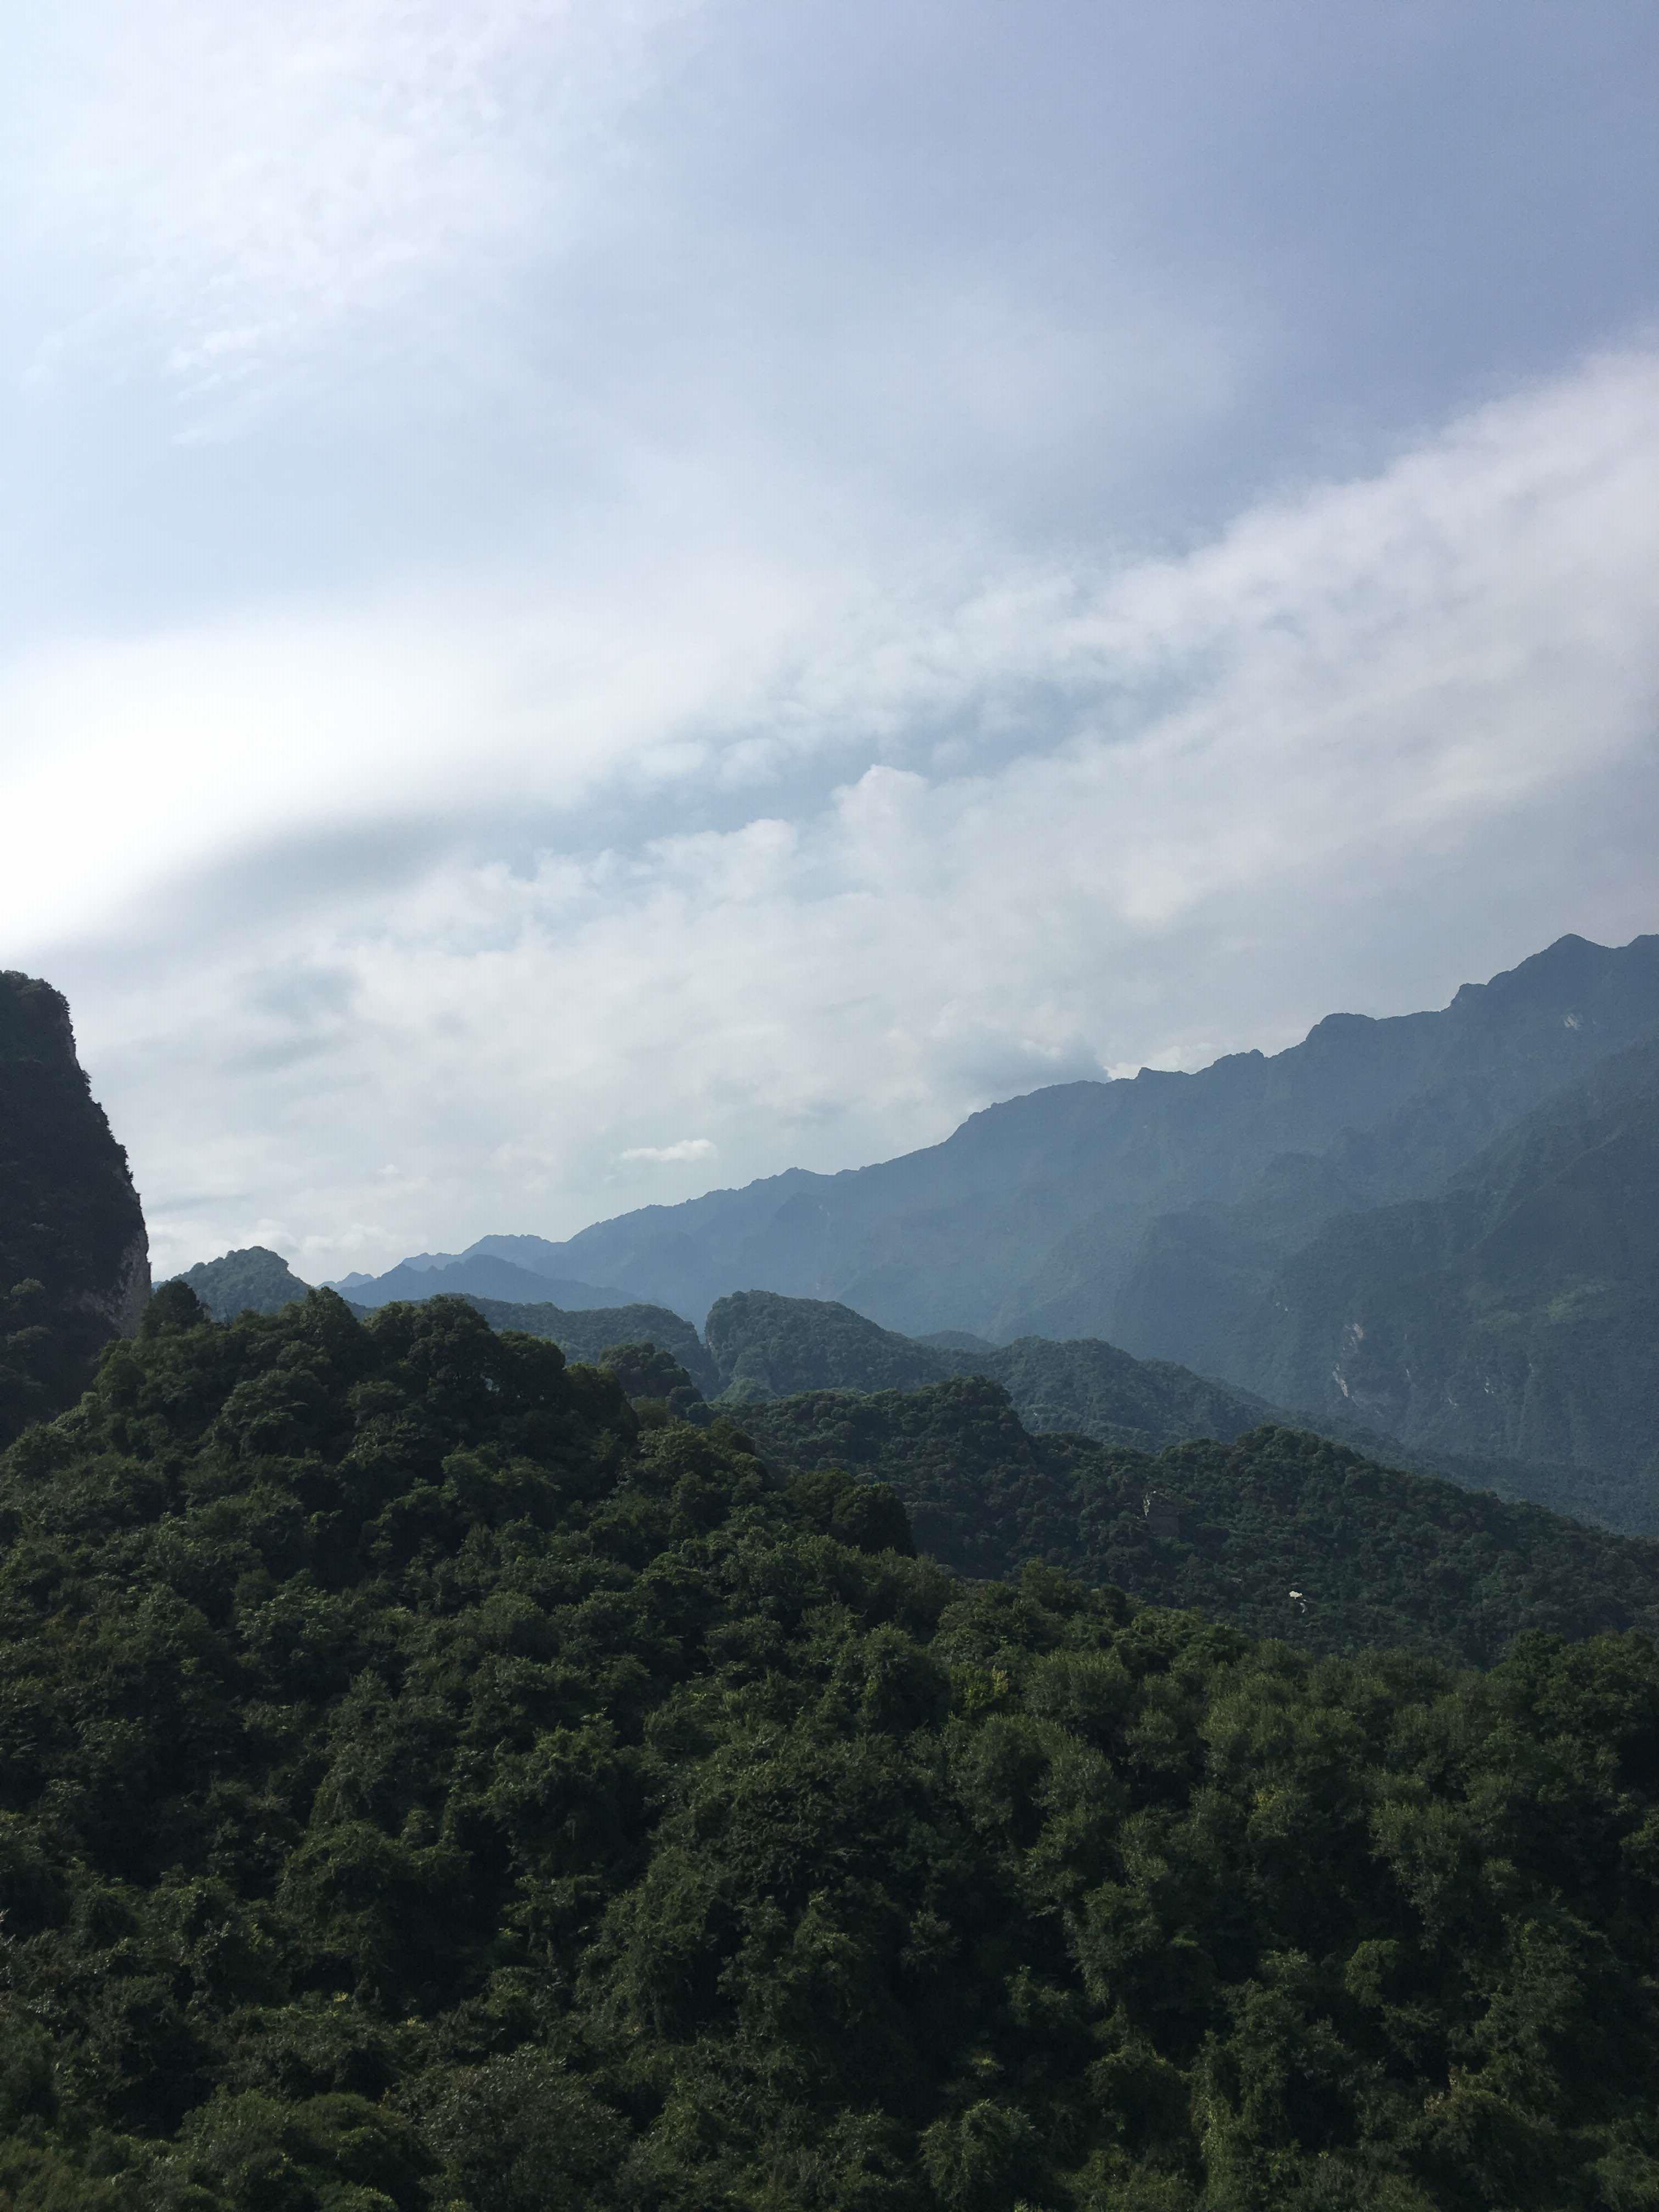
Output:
[
  {"xmin": 463, "ymin": 1294, "xmax": 720, "ymax": 1396},
  {"xmin": 1, "ymin": 971, "xmax": 149, "ymax": 1448},
  {"xmin": 3, "ymin": 1287, "xmax": 1659, "ymax": 2209},
  {"xmin": 706, "ymin": 1289, "xmax": 1280, "ymax": 1452},
  {"xmin": 736, "ymin": 1378, "xmax": 1659, "ymax": 1665},
  {"xmin": 176, "ymin": 1245, "xmax": 314, "ymax": 1320}
]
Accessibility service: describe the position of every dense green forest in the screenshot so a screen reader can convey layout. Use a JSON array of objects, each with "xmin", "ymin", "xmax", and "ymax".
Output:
[
  {"xmin": 735, "ymin": 1377, "xmax": 1659, "ymax": 1668},
  {"xmin": 177, "ymin": 1248, "xmax": 315, "ymax": 1322},
  {"xmin": 3, "ymin": 1286, "xmax": 1659, "ymax": 2209}
]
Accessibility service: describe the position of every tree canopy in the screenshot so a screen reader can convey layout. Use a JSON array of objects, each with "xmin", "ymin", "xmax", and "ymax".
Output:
[{"xmin": 0, "ymin": 1290, "xmax": 1657, "ymax": 2207}]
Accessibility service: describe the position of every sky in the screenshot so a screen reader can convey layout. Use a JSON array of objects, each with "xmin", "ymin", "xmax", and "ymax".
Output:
[{"xmin": 4, "ymin": 0, "xmax": 1658, "ymax": 1279}]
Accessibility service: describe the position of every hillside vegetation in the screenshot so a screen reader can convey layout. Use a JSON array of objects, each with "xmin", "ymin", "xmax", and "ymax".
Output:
[
  {"xmin": 2, "ymin": 1288, "xmax": 1659, "ymax": 2210},
  {"xmin": 175, "ymin": 1247, "xmax": 314, "ymax": 1321},
  {"xmin": 734, "ymin": 1378, "xmax": 1659, "ymax": 1668},
  {"xmin": 706, "ymin": 1290, "xmax": 1277, "ymax": 1452}
]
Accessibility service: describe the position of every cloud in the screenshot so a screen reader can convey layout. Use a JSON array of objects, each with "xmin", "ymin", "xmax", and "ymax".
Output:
[
  {"xmin": 21, "ymin": 347, "xmax": 1654, "ymax": 1273},
  {"xmin": 619, "ymin": 1138, "xmax": 718, "ymax": 1165},
  {"xmin": 21, "ymin": 0, "xmax": 701, "ymax": 405}
]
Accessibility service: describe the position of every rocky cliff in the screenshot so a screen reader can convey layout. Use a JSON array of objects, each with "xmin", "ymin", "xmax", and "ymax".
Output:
[{"xmin": 1, "ymin": 972, "xmax": 149, "ymax": 1443}]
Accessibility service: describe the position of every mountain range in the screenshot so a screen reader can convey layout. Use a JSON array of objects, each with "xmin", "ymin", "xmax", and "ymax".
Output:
[{"xmin": 273, "ymin": 931, "xmax": 1658, "ymax": 1512}]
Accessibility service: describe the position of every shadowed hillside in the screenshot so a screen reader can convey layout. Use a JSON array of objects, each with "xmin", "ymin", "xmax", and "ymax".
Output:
[{"xmin": 1, "ymin": 970, "xmax": 149, "ymax": 1445}]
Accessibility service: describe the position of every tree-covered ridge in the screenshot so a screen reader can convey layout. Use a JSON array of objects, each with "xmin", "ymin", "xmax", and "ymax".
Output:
[
  {"xmin": 3, "ymin": 1288, "xmax": 1659, "ymax": 2208},
  {"xmin": 464, "ymin": 1294, "xmax": 719, "ymax": 1396},
  {"xmin": 703, "ymin": 1289, "xmax": 1278, "ymax": 1449},
  {"xmin": 1, "ymin": 970, "xmax": 150, "ymax": 1449},
  {"xmin": 735, "ymin": 1379, "xmax": 1659, "ymax": 1668},
  {"xmin": 173, "ymin": 1246, "xmax": 315, "ymax": 1321},
  {"xmin": 706, "ymin": 1289, "xmax": 959, "ymax": 1399}
]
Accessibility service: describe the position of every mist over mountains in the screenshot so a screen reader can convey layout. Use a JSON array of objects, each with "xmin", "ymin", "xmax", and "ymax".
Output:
[{"xmin": 278, "ymin": 932, "xmax": 1659, "ymax": 1508}]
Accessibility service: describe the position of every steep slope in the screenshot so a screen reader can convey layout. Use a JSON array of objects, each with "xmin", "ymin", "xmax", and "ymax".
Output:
[
  {"xmin": 480, "ymin": 933, "xmax": 1659, "ymax": 1339},
  {"xmin": 4, "ymin": 1287, "xmax": 1659, "ymax": 2207},
  {"xmin": 738, "ymin": 1379, "xmax": 1659, "ymax": 1666},
  {"xmin": 1237, "ymin": 1037, "xmax": 1659, "ymax": 1502},
  {"xmin": 0, "ymin": 970, "xmax": 149, "ymax": 1444},
  {"xmin": 174, "ymin": 1244, "xmax": 313, "ymax": 1318}
]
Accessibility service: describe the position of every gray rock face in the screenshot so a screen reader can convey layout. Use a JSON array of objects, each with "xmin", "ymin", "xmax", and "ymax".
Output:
[{"xmin": 1, "ymin": 972, "xmax": 150, "ymax": 1443}]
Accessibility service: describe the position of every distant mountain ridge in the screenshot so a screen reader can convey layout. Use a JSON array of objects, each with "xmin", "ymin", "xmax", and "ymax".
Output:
[
  {"xmin": 319, "ymin": 1250, "xmax": 643, "ymax": 1311},
  {"xmin": 175, "ymin": 931, "xmax": 1659, "ymax": 1517},
  {"xmin": 433, "ymin": 934, "xmax": 1658, "ymax": 1353}
]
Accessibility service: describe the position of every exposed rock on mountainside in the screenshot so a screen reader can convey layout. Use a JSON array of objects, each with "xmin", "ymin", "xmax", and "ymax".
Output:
[
  {"xmin": 173, "ymin": 1244, "xmax": 313, "ymax": 1319},
  {"xmin": 1, "ymin": 970, "xmax": 148, "ymax": 1443},
  {"xmin": 1238, "ymin": 1036, "xmax": 1659, "ymax": 1496}
]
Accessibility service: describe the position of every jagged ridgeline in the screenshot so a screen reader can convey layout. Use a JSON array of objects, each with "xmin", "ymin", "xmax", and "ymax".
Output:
[
  {"xmin": 1, "ymin": 970, "xmax": 149, "ymax": 1447},
  {"xmin": 4, "ymin": 1286, "xmax": 1659, "ymax": 2208}
]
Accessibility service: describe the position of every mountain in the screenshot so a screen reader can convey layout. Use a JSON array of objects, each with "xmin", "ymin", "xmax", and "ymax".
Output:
[
  {"xmin": 460, "ymin": 934, "xmax": 1659, "ymax": 1353},
  {"xmin": 706, "ymin": 1287, "xmax": 960, "ymax": 1397},
  {"xmin": 1234, "ymin": 1036, "xmax": 1659, "ymax": 1494},
  {"xmin": 326, "ymin": 1250, "xmax": 644, "ymax": 1311},
  {"xmin": 736, "ymin": 1377, "xmax": 1659, "ymax": 1666},
  {"xmin": 172, "ymin": 1243, "xmax": 313, "ymax": 1319},
  {"xmin": 4, "ymin": 1285, "xmax": 1658, "ymax": 2207},
  {"xmin": 459, "ymin": 1292, "xmax": 720, "ymax": 1396},
  {"xmin": 704, "ymin": 1286, "xmax": 1280, "ymax": 1452},
  {"xmin": 1, "ymin": 970, "xmax": 149, "ymax": 1445}
]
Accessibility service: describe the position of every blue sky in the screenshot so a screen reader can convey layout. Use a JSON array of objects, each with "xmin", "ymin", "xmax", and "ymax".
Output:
[{"xmin": 5, "ymin": 0, "xmax": 1658, "ymax": 1276}]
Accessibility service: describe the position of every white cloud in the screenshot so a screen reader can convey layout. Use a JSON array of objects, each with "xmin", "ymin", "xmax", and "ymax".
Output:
[
  {"xmin": 19, "ymin": 349, "xmax": 1659, "ymax": 1273},
  {"xmin": 21, "ymin": 0, "xmax": 700, "ymax": 400},
  {"xmin": 619, "ymin": 1138, "xmax": 718, "ymax": 1164}
]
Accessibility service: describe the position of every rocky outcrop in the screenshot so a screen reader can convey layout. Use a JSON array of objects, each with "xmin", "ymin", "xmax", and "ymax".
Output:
[{"xmin": 1, "ymin": 972, "xmax": 150, "ymax": 1444}]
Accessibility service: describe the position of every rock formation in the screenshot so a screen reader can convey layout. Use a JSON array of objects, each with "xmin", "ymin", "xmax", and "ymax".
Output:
[{"xmin": 1, "ymin": 971, "xmax": 149, "ymax": 1444}]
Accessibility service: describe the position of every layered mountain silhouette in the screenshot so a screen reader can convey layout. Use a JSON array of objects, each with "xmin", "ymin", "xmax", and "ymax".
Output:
[
  {"xmin": 172, "ymin": 930, "xmax": 1659, "ymax": 1519},
  {"xmin": 386, "ymin": 932, "xmax": 1656, "ymax": 1504},
  {"xmin": 320, "ymin": 1249, "xmax": 641, "ymax": 1310}
]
